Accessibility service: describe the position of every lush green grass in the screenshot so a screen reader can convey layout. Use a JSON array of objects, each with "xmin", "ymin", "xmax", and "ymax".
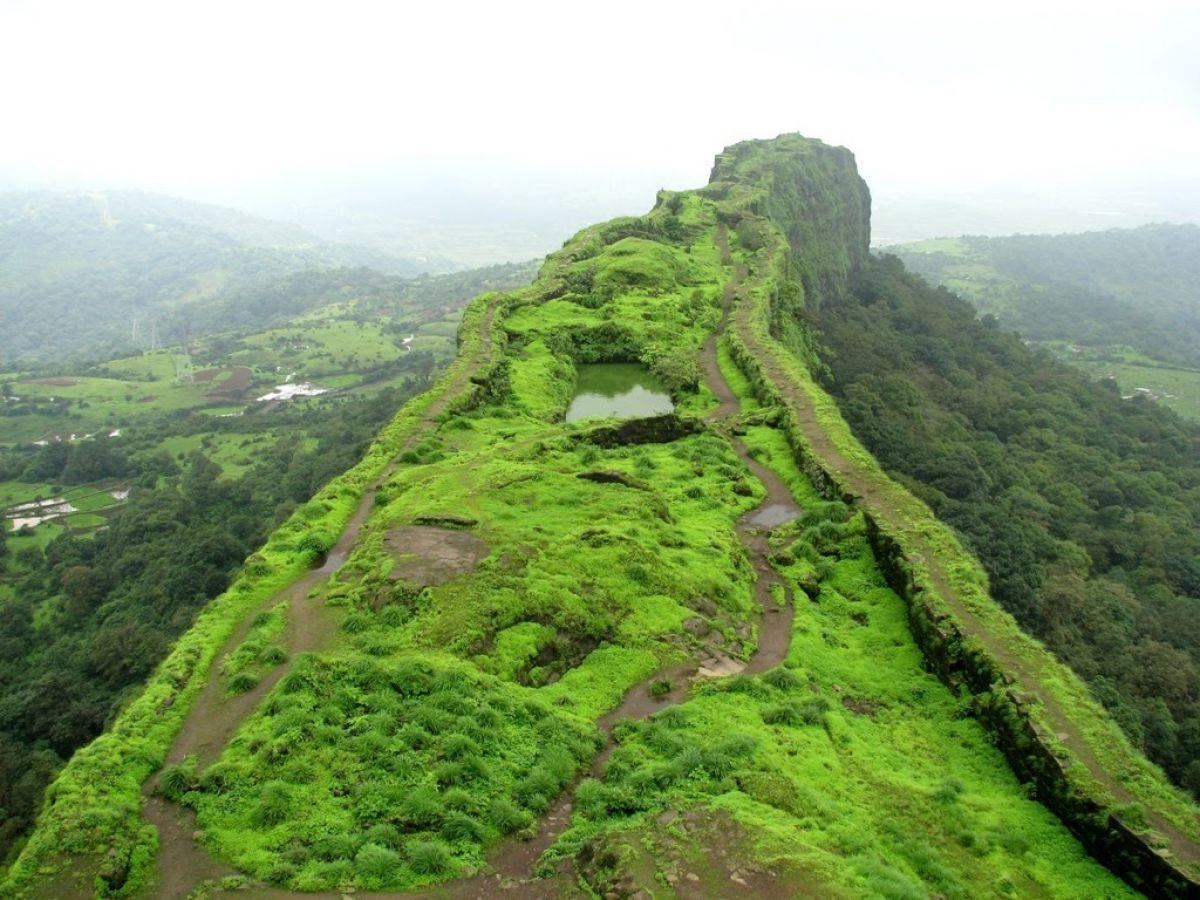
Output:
[
  {"xmin": 151, "ymin": 432, "xmax": 317, "ymax": 480},
  {"xmin": 228, "ymin": 320, "xmax": 408, "ymax": 378},
  {"xmin": 543, "ymin": 339, "xmax": 1132, "ymax": 898},
  {"xmin": 5, "ymin": 156, "xmax": 1176, "ymax": 898},
  {"xmin": 721, "ymin": 179, "xmax": 1200, "ymax": 853},
  {"xmin": 1, "ymin": 301, "xmax": 499, "ymax": 895}
]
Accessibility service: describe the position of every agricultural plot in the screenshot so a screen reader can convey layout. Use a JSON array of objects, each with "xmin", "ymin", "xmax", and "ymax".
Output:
[
  {"xmin": 150, "ymin": 432, "xmax": 319, "ymax": 479},
  {"xmin": 1036, "ymin": 343, "xmax": 1200, "ymax": 421}
]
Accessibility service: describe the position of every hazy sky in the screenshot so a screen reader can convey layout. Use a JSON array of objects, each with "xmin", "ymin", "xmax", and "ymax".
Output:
[{"xmin": 2, "ymin": 0, "xmax": 1197, "ymax": 248}]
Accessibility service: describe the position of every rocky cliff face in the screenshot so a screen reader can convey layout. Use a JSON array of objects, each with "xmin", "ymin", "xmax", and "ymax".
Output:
[{"xmin": 708, "ymin": 132, "xmax": 871, "ymax": 310}]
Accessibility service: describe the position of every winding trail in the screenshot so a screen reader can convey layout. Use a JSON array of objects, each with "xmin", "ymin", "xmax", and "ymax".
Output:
[
  {"xmin": 139, "ymin": 266, "xmax": 809, "ymax": 897},
  {"xmin": 414, "ymin": 242, "xmax": 803, "ymax": 898},
  {"xmin": 139, "ymin": 301, "xmax": 502, "ymax": 898},
  {"xmin": 714, "ymin": 225, "xmax": 1200, "ymax": 873}
]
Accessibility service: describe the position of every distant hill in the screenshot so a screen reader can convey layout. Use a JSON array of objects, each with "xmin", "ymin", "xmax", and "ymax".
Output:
[
  {"xmin": 0, "ymin": 191, "xmax": 455, "ymax": 367},
  {"xmin": 890, "ymin": 224, "xmax": 1200, "ymax": 367}
]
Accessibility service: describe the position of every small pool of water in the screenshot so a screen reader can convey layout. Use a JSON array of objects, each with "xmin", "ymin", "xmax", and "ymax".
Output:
[{"xmin": 565, "ymin": 363, "xmax": 674, "ymax": 423}]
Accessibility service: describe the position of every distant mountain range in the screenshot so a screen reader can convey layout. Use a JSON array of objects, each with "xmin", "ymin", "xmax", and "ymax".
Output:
[{"xmin": 0, "ymin": 190, "xmax": 458, "ymax": 367}]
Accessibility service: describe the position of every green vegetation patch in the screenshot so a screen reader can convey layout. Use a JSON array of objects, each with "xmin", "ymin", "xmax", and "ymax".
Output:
[
  {"xmin": 183, "ymin": 654, "xmax": 599, "ymax": 891},
  {"xmin": 553, "ymin": 494, "xmax": 1132, "ymax": 898}
]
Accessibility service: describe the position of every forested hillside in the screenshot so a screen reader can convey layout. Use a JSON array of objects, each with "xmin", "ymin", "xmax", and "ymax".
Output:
[
  {"xmin": 812, "ymin": 251, "xmax": 1200, "ymax": 794},
  {"xmin": 892, "ymin": 225, "xmax": 1200, "ymax": 420},
  {"xmin": 0, "ymin": 191, "xmax": 451, "ymax": 367}
]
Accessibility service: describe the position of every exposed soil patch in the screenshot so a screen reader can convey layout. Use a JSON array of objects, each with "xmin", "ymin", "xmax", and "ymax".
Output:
[
  {"xmin": 191, "ymin": 367, "xmax": 223, "ymax": 382},
  {"xmin": 575, "ymin": 809, "xmax": 813, "ymax": 900},
  {"xmin": 26, "ymin": 376, "xmax": 79, "ymax": 386},
  {"xmin": 385, "ymin": 525, "xmax": 489, "ymax": 586},
  {"xmin": 204, "ymin": 365, "xmax": 252, "ymax": 400},
  {"xmin": 841, "ymin": 695, "xmax": 881, "ymax": 716}
]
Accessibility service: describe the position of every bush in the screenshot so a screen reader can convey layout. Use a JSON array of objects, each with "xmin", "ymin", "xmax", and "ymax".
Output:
[
  {"xmin": 442, "ymin": 733, "xmax": 480, "ymax": 760},
  {"xmin": 297, "ymin": 531, "xmax": 333, "ymax": 560},
  {"xmin": 228, "ymin": 672, "xmax": 258, "ymax": 694},
  {"xmin": 313, "ymin": 833, "xmax": 359, "ymax": 861},
  {"xmin": 513, "ymin": 768, "xmax": 558, "ymax": 812},
  {"xmin": 762, "ymin": 666, "xmax": 800, "ymax": 690},
  {"xmin": 355, "ymin": 842, "xmax": 400, "ymax": 883},
  {"xmin": 649, "ymin": 678, "xmax": 672, "ymax": 698},
  {"xmin": 364, "ymin": 823, "xmax": 402, "ymax": 849},
  {"xmin": 157, "ymin": 761, "xmax": 195, "ymax": 801},
  {"xmin": 398, "ymin": 784, "xmax": 444, "ymax": 828},
  {"xmin": 761, "ymin": 702, "xmax": 803, "ymax": 726},
  {"xmin": 487, "ymin": 796, "xmax": 532, "ymax": 833},
  {"xmin": 407, "ymin": 838, "xmax": 452, "ymax": 875},
  {"xmin": 441, "ymin": 811, "xmax": 482, "ymax": 842},
  {"xmin": 443, "ymin": 787, "xmax": 473, "ymax": 811},
  {"xmin": 260, "ymin": 645, "xmax": 287, "ymax": 666},
  {"xmin": 251, "ymin": 781, "xmax": 294, "ymax": 825},
  {"xmin": 265, "ymin": 860, "xmax": 297, "ymax": 885}
]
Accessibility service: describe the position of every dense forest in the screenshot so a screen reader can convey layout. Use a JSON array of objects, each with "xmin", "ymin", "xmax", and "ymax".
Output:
[
  {"xmin": 0, "ymin": 191, "xmax": 448, "ymax": 367},
  {"xmin": 811, "ymin": 254, "xmax": 1200, "ymax": 793},
  {"xmin": 0, "ymin": 367, "xmax": 437, "ymax": 864},
  {"xmin": 893, "ymin": 224, "xmax": 1200, "ymax": 368}
]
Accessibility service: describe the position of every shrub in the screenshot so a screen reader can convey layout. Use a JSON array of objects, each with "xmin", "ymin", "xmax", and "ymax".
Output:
[
  {"xmin": 434, "ymin": 761, "xmax": 467, "ymax": 787},
  {"xmin": 655, "ymin": 706, "xmax": 689, "ymax": 728},
  {"xmin": 251, "ymin": 781, "xmax": 294, "ymax": 825},
  {"xmin": 260, "ymin": 645, "xmax": 287, "ymax": 666},
  {"xmin": 649, "ymin": 678, "xmax": 672, "ymax": 698},
  {"xmin": 513, "ymin": 768, "xmax": 558, "ymax": 812},
  {"xmin": 487, "ymin": 796, "xmax": 532, "ymax": 833},
  {"xmin": 228, "ymin": 672, "xmax": 259, "ymax": 694},
  {"xmin": 157, "ymin": 761, "xmax": 194, "ymax": 801},
  {"xmin": 762, "ymin": 666, "xmax": 800, "ymax": 690},
  {"xmin": 398, "ymin": 785, "xmax": 444, "ymax": 828},
  {"xmin": 355, "ymin": 842, "xmax": 400, "ymax": 883},
  {"xmin": 265, "ymin": 860, "xmax": 297, "ymax": 885},
  {"xmin": 397, "ymin": 724, "xmax": 432, "ymax": 751},
  {"xmin": 364, "ymin": 823, "xmax": 402, "ymax": 849},
  {"xmin": 442, "ymin": 733, "xmax": 480, "ymax": 760},
  {"xmin": 198, "ymin": 761, "xmax": 240, "ymax": 794},
  {"xmin": 443, "ymin": 787, "xmax": 473, "ymax": 811},
  {"xmin": 762, "ymin": 702, "xmax": 803, "ymax": 726},
  {"xmin": 702, "ymin": 733, "xmax": 758, "ymax": 777},
  {"xmin": 297, "ymin": 532, "xmax": 333, "ymax": 560},
  {"xmin": 797, "ymin": 697, "xmax": 830, "ymax": 724},
  {"xmin": 313, "ymin": 833, "xmax": 359, "ymax": 861},
  {"xmin": 441, "ymin": 811, "xmax": 482, "ymax": 843},
  {"xmin": 407, "ymin": 838, "xmax": 452, "ymax": 875}
]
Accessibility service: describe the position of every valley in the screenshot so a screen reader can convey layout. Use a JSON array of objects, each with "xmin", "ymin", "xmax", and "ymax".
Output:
[{"xmin": 891, "ymin": 226, "xmax": 1200, "ymax": 422}]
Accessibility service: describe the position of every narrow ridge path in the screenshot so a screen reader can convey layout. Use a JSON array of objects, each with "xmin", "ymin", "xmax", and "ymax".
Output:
[
  {"xmin": 417, "ymin": 248, "xmax": 802, "ymax": 899},
  {"xmin": 147, "ymin": 274, "xmax": 806, "ymax": 897}
]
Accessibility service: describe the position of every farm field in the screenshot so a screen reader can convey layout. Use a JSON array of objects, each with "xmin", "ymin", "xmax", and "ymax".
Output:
[
  {"xmin": 1035, "ymin": 342, "xmax": 1200, "ymax": 421},
  {"xmin": 892, "ymin": 227, "xmax": 1200, "ymax": 422},
  {"xmin": 0, "ymin": 303, "xmax": 461, "ymax": 447}
]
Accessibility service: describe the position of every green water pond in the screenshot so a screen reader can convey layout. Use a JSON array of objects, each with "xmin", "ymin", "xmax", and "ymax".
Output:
[{"xmin": 565, "ymin": 363, "xmax": 674, "ymax": 423}]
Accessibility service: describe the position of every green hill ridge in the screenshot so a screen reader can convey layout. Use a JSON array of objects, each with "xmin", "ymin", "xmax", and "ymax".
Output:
[{"xmin": 5, "ymin": 135, "xmax": 1198, "ymax": 898}]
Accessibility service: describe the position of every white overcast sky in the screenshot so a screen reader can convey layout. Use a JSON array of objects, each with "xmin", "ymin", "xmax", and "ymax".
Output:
[{"xmin": 1, "ymin": 0, "xmax": 1197, "ymax": 236}]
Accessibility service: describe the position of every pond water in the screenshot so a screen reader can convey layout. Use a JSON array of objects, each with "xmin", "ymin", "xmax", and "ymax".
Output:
[{"xmin": 565, "ymin": 363, "xmax": 674, "ymax": 423}]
